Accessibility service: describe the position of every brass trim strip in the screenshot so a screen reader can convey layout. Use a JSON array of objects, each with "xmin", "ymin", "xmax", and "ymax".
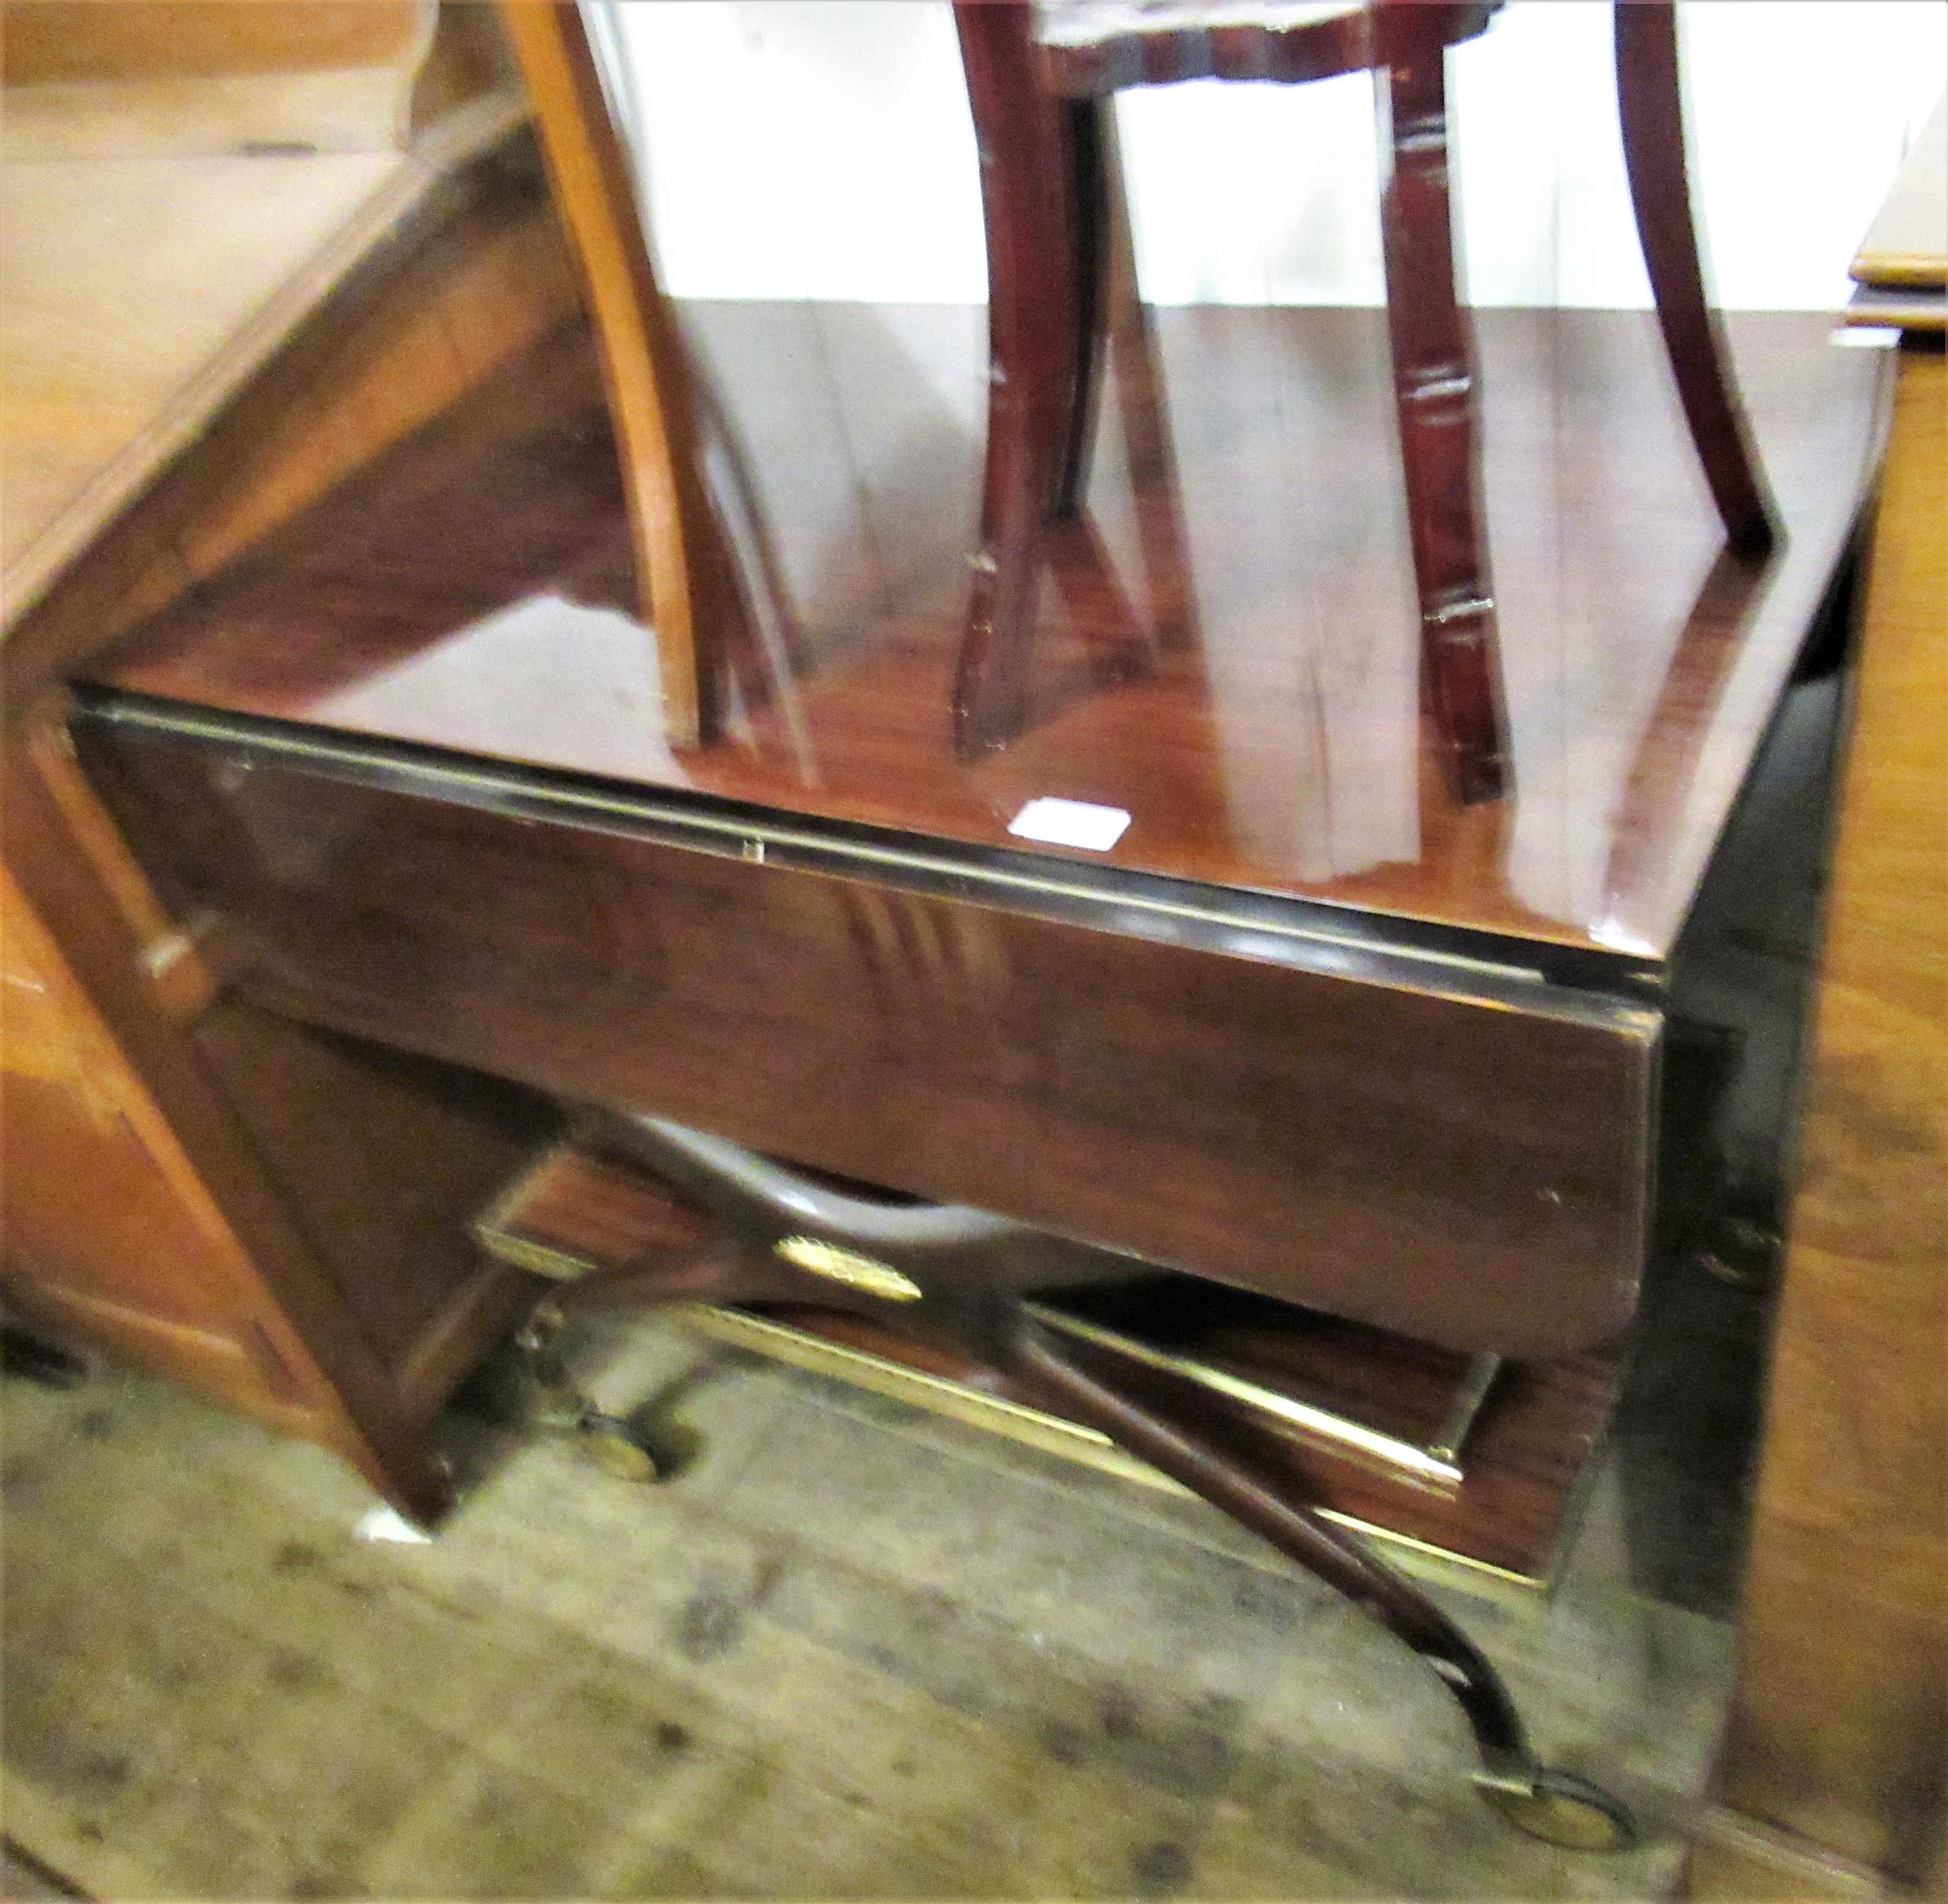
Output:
[
  {"xmin": 81, "ymin": 692, "xmax": 1678, "ymax": 1011},
  {"xmin": 472, "ymin": 1230, "xmax": 592, "ymax": 1283},
  {"xmin": 684, "ymin": 1305, "xmax": 1160, "ymax": 1477},
  {"xmin": 679, "ymin": 1306, "xmax": 1544, "ymax": 1603},
  {"xmin": 1024, "ymin": 1303, "xmax": 1468, "ymax": 1487},
  {"xmin": 774, "ymin": 1236, "xmax": 923, "ymax": 1302},
  {"xmin": 471, "ymin": 1218, "xmax": 1547, "ymax": 1597}
]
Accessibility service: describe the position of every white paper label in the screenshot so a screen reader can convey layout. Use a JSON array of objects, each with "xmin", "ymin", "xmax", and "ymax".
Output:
[
  {"xmin": 1007, "ymin": 796, "xmax": 1132, "ymax": 852},
  {"xmin": 1831, "ymin": 326, "xmax": 1902, "ymax": 348}
]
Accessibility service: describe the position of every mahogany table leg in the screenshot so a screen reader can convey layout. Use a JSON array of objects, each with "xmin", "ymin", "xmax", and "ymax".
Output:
[
  {"xmin": 1615, "ymin": 0, "xmax": 1777, "ymax": 555},
  {"xmin": 1004, "ymin": 1316, "xmax": 1636, "ymax": 1851},
  {"xmin": 506, "ymin": 1246, "xmax": 757, "ymax": 1477},
  {"xmin": 953, "ymin": 2, "xmax": 1098, "ymax": 756},
  {"xmin": 494, "ymin": 1116, "xmax": 1632, "ymax": 1847},
  {"xmin": 1377, "ymin": 28, "xmax": 1511, "ymax": 806}
]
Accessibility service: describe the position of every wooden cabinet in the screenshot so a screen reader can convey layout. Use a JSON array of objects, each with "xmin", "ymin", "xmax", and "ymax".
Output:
[
  {"xmin": 2, "ymin": 867, "xmax": 333, "ymax": 1429},
  {"xmin": 0, "ymin": 717, "xmax": 553, "ymax": 1522},
  {"xmin": 1685, "ymin": 100, "xmax": 1947, "ymax": 1902},
  {"xmin": 0, "ymin": 9, "xmax": 576, "ymax": 1519}
]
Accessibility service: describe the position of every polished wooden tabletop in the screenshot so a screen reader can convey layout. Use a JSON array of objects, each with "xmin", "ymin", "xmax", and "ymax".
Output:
[{"xmin": 88, "ymin": 300, "xmax": 1883, "ymax": 961}]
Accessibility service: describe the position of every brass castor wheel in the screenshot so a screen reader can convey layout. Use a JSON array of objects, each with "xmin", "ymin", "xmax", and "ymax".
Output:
[
  {"xmin": 1480, "ymin": 1768, "xmax": 1636, "ymax": 1852},
  {"xmin": 575, "ymin": 1412, "xmax": 661, "ymax": 1483}
]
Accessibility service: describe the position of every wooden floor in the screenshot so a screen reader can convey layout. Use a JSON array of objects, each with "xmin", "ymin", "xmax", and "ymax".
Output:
[
  {"xmin": 87, "ymin": 303, "xmax": 1884, "ymax": 960},
  {"xmin": 2, "ymin": 1317, "xmax": 1736, "ymax": 1900}
]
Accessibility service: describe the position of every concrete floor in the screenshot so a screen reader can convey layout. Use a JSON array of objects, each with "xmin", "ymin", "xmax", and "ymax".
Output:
[{"xmin": 1, "ymin": 1306, "xmax": 1735, "ymax": 1901}]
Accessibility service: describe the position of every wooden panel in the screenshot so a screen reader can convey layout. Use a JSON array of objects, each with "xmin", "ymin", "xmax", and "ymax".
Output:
[
  {"xmin": 81, "ymin": 307, "xmax": 1883, "ymax": 959},
  {"xmin": 0, "ymin": 89, "xmax": 532, "ymax": 640},
  {"xmin": 0, "ymin": 4, "xmax": 439, "ymax": 157},
  {"xmin": 189, "ymin": 1000, "xmax": 555, "ymax": 1406},
  {"xmin": 1701, "ymin": 348, "xmax": 1947, "ymax": 1891},
  {"xmin": 2, "ymin": 722, "xmax": 455, "ymax": 1522},
  {"xmin": 4, "ymin": 739, "xmax": 554, "ymax": 1442},
  {"xmin": 0, "ymin": 129, "xmax": 575, "ymax": 720},
  {"xmin": 2, "ymin": 1276, "xmax": 330, "ymax": 1437},
  {"xmin": 2, "ymin": 3, "xmax": 434, "ymax": 86},
  {"xmin": 73, "ymin": 707, "xmax": 1657, "ymax": 1360},
  {"xmin": 0, "ymin": 148, "xmax": 408, "ymax": 579},
  {"xmin": 0, "ymin": 869, "xmax": 334, "ymax": 1428}
]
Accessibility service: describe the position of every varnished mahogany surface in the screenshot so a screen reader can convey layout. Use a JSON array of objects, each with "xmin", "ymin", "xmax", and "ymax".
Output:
[
  {"xmin": 86, "ymin": 304, "xmax": 1883, "ymax": 963},
  {"xmin": 72, "ymin": 700, "xmax": 1653, "ymax": 1358}
]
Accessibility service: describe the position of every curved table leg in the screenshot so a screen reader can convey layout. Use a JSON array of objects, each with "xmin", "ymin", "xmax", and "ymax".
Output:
[
  {"xmin": 1004, "ymin": 1314, "xmax": 1636, "ymax": 1850},
  {"xmin": 494, "ymin": 1115, "xmax": 1633, "ymax": 1848},
  {"xmin": 1615, "ymin": 0, "xmax": 1777, "ymax": 555}
]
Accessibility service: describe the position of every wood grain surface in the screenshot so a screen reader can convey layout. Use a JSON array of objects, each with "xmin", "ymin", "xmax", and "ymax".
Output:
[
  {"xmin": 0, "ymin": 87, "xmax": 527, "ymax": 631},
  {"xmin": 1698, "ymin": 345, "xmax": 1946, "ymax": 1892},
  {"xmin": 83, "ymin": 305, "xmax": 1884, "ymax": 960},
  {"xmin": 0, "ymin": 117, "xmax": 576, "ymax": 718},
  {"xmin": 1, "ymin": 865, "xmax": 347, "ymax": 1440},
  {"xmin": 74, "ymin": 697, "xmax": 1655, "ymax": 1359}
]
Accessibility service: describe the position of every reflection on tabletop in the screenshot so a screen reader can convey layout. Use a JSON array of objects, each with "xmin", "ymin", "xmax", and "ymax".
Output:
[{"xmin": 90, "ymin": 301, "xmax": 1882, "ymax": 961}]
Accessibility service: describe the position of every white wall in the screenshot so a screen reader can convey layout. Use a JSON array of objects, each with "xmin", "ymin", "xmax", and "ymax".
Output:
[{"xmin": 595, "ymin": 0, "xmax": 1944, "ymax": 310}]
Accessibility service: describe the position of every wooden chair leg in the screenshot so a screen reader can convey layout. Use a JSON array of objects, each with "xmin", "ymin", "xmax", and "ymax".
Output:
[
  {"xmin": 1097, "ymin": 98, "xmax": 1204, "ymax": 667},
  {"xmin": 1615, "ymin": 1, "xmax": 1776, "ymax": 555},
  {"xmin": 499, "ymin": 0, "xmax": 739, "ymax": 751},
  {"xmin": 953, "ymin": 2, "xmax": 1096, "ymax": 757},
  {"xmin": 1055, "ymin": 97, "xmax": 1113, "ymax": 516},
  {"xmin": 1377, "ymin": 33, "xmax": 1511, "ymax": 806}
]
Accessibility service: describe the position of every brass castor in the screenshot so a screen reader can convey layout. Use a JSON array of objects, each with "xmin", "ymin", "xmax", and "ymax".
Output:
[
  {"xmin": 1479, "ymin": 1768, "xmax": 1637, "ymax": 1852},
  {"xmin": 575, "ymin": 1412, "xmax": 661, "ymax": 1483}
]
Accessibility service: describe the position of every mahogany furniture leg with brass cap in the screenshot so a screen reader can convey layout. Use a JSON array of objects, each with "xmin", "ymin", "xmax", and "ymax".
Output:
[{"xmin": 503, "ymin": 1113, "xmax": 1636, "ymax": 1852}]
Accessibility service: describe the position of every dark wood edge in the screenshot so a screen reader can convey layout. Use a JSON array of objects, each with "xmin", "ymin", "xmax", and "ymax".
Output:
[
  {"xmin": 69, "ymin": 684, "xmax": 1667, "ymax": 1003},
  {"xmin": 2, "ymin": 703, "xmax": 453, "ymax": 1523},
  {"xmin": 394, "ymin": 1256, "xmax": 540, "ymax": 1424}
]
